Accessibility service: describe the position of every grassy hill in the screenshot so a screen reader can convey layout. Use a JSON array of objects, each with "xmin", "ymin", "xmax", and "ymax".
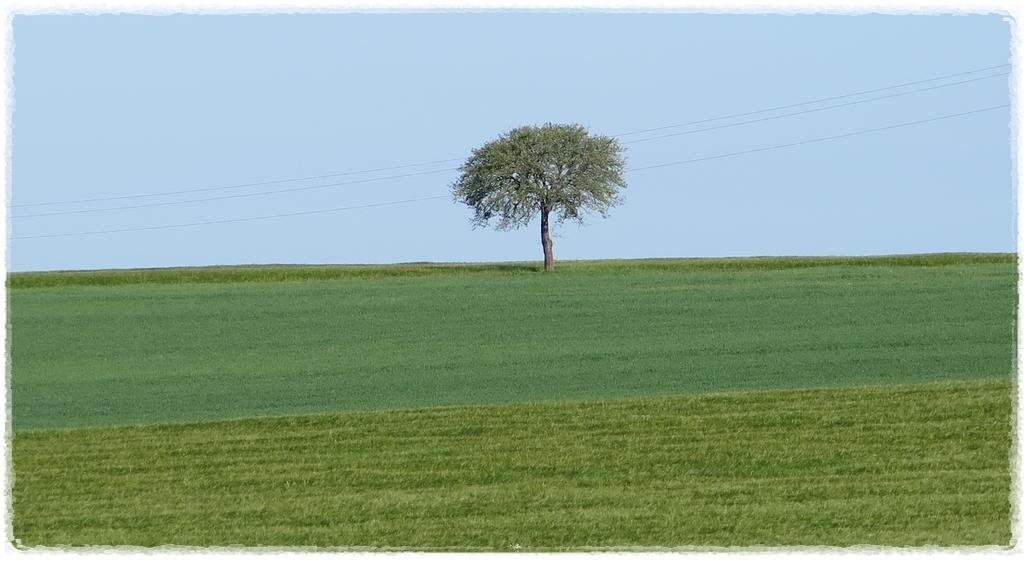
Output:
[
  {"xmin": 9, "ymin": 255, "xmax": 1016, "ymax": 430},
  {"xmin": 8, "ymin": 254, "xmax": 1017, "ymax": 547},
  {"xmin": 13, "ymin": 378, "xmax": 1012, "ymax": 547},
  {"xmin": 8, "ymin": 252, "xmax": 1014, "ymax": 288}
]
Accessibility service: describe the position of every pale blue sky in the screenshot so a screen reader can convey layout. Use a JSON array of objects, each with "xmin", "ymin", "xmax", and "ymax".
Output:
[{"xmin": 7, "ymin": 13, "xmax": 1014, "ymax": 272}]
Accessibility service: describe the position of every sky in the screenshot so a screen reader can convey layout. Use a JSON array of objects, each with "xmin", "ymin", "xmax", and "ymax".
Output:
[{"xmin": 5, "ymin": 12, "xmax": 1014, "ymax": 272}]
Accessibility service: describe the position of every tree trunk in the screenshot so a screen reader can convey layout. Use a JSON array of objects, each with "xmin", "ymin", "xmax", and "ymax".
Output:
[{"xmin": 540, "ymin": 208, "xmax": 554, "ymax": 272}]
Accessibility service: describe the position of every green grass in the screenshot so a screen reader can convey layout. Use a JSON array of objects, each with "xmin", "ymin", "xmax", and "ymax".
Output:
[
  {"xmin": 7, "ymin": 253, "xmax": 1015, "ymax": 288},
  {"xmin": 9, "ymin": 256, "xmax": 1016, "ymax": 430},
  {"xmin": 9, "ymin": 256, "xmax": 1017, "ymax": 547},
  {"xmin": 12, "ymin": 378, "xmax": 1013, "ymax": 548}
]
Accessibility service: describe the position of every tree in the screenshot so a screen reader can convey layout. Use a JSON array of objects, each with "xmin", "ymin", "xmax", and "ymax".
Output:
[{"xmin": 452, "ymin": 123, "xmax": 627, "ymax": 272}]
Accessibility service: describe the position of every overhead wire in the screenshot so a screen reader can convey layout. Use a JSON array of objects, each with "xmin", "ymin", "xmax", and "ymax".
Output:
[
  {"xmin": 10, "ymin": 62, "xmax": 1009, "ymax": 210},
  {"xmin": 620, "ymin": 71, "xmax": 1007, "ymax": 146},
  {"xmin": 10, "ymin": 71, "xmax": 1009, "ymax": 220},
  {"xmin": 9, "ymin": 157, "xmax": 463, "ymax": 208},
  {"xmin": 13, "ymin": 167, "xmax": 459, "ymax": 218},
  {"xmin": 626, "ymin": 104, "xmax": 1008, "ymax": 172},
  {"xmin": 13, "ymin": 196, "xmax": 453, "ymax": 240},
  {"xmin": 13, "ymin": 103, "xmax": 1009, "ymax": 240},
  {"xmin": 610, "ymin": 62, "xmax": 1009, "ymax": 137}
]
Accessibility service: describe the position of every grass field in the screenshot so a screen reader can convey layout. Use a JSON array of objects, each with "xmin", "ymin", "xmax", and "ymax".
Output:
[
  {"xmin": 12, "ymin": 379, "xmax": 1012, "ymax": 548},
  {"xmin": 7, "ymin": 252, "xmax": 1014, "ymax": 289},
  {"xmin": 7, "ymin": 255, "xmax": 1018, "ymax": 547},
  {"xmin": 9, "ymin": 255, "xmax": 1016, "ymax": 430}
]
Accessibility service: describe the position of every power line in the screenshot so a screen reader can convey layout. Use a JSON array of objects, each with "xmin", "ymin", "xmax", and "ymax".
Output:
[
  {"xmin": 12, "ymin": 196, "xmax": 452, "ymax": 240},
  {"xmin": 10, "ymin": 62, "xmax": 1009, "ymax": 210},
  {"xmin": 10, "ymin": 157, "xmax": 463, "ymax": 208},
  {"xmin": 14, "ymin": 103, "xmax": 1007, "ymax": 241},
  {"xmin": 11, "ymin": 71, "xmax": 1007, "ymax": 220},
  {"xmin": 13, "ymin": 167, "xmax": 459, "ymax": 219},
  {"xmin": 620, "ymin": 72, "xmax": 1007, "ymax": 146},
  {"xmin": 626, "ymin": 104, "xmax": 1008, "ymax": 172},
  {"xmin": 611, "ymin": 62, "xmax": 1009, "ymax": 137}
]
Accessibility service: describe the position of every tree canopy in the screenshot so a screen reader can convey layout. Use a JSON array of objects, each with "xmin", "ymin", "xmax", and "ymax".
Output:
[{"xmin": 452, "ymin": 123, "xmax": 627, "ymax": 271}]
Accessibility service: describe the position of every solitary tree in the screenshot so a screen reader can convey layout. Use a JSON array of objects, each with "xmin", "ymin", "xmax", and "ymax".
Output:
[{"xmin": 452, "ymin": 123, "xmax": 627, "ymax": 272}]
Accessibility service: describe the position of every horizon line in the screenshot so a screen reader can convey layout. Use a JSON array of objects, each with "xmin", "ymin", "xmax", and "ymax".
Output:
[{"xmin": 6, "ymin": 251, "xmax": 1016, "ymax": 276}]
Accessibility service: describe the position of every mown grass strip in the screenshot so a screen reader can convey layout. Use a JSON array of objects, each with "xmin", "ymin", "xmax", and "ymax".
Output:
[
  {"xmin": 12, "ymin": 378, "xmax": 1012, "ymax": 548},
  {"xmin": 7, "ymin": 253, "xmax": 1015, "ymax": 289}
]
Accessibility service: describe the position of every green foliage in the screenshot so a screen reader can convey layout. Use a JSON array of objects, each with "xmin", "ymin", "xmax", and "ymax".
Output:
[
  {"xmin": 452, "ymin": 123, "xmax": 626, "ymax": 229},
  {"xmin": 9, "ymin": 259, "xmax": 1015, "ymax": 430},
  {"xmin": 12, "ymin": 379, "xmax": 1012, "ymax": 547}
]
